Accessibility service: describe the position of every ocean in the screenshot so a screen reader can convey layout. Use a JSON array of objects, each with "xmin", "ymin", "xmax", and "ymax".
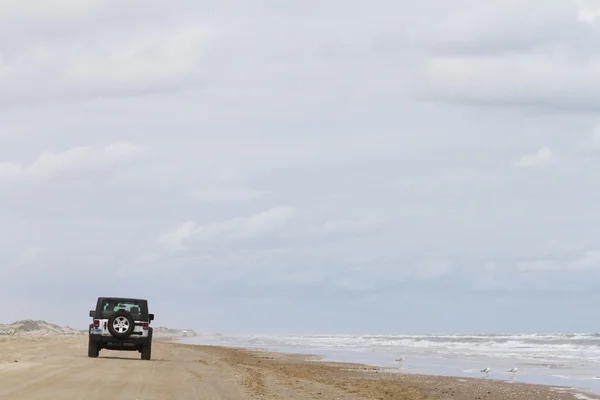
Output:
[{"xmin": 178, "ymin": 332, "xmax": 600, "ymax": 397}]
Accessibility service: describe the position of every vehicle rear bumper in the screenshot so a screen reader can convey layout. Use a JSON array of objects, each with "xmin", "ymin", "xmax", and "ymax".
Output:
[{"xmin": 89, "ymin": 333, "xmax": 151, "ymax": 350}]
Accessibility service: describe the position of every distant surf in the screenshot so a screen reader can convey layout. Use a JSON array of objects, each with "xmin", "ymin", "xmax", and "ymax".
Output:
[{"xmin": 179, "ymin": 332, "xmax": 600, "ymax": 395}]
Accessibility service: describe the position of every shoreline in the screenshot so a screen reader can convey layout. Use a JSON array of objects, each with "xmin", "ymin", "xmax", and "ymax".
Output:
[
  {"xmin": 174, "ymin": 336, "xmax": 600, "ymax": 397},
  {"xmin": 173, "ymin": 340, "xmax": 600, "ymax": 400},
  {"xmin": 0, "ymin": 335, "xmax": 597, "ymax": 399}
]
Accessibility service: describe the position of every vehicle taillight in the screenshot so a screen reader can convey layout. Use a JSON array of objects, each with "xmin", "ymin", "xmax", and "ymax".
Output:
[
  {"xmin": 142, "ymin": 322, "xmax": 148, "ymax": 330},
  {"xmin": 93, "ymin": 320, "xmax": 100, "ymax": 329}
]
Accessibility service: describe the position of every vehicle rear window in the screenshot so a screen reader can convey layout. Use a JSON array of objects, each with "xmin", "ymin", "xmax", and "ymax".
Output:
[{"xmin": 100, "ymin": 299, "xmax": 145, "ymax": 316}]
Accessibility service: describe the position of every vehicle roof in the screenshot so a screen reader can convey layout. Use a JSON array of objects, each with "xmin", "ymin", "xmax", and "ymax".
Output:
[{"xmin": 98, "ymin": 297, "xmax": 148, "ymax": 302}]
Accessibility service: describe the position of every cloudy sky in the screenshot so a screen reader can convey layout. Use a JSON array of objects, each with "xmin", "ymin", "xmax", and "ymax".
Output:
[{"xmin": 2, "ymin": 0, "xmax": 600, "ymax": 334}]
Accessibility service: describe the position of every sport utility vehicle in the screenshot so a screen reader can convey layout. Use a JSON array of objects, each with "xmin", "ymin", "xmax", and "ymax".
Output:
[{"xmin": 88, "ymin": 297, "xmax": 154, "ymax": 360}]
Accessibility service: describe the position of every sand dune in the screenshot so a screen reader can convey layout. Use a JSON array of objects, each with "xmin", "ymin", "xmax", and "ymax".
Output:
[
  {"xmin": 0, "ymin": 320, "xmax": 196, "ymax": 338},
  {"xmin": 0, "ymin": 320, "xmax": 84, "ymax": 337}
]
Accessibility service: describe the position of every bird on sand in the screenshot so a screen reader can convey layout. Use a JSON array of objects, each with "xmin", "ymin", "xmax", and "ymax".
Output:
[{"xmin": 481, "ymin": 367, "xmax": 491, "ymax": 374}]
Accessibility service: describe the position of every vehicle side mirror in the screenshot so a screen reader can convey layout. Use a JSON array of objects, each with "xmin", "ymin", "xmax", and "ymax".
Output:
[
  {"xmin": 89, "ymin": 310, "xmax": 95, "ymax": 318},
  {"xmin": 149, "ymin": 314, "xmax": 154, "ymax": 322}
]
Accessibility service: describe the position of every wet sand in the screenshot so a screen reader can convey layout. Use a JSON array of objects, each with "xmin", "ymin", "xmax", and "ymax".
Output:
[{"xmin": 0, "ymin": 336, "xmax": 595, "ymax": 399}]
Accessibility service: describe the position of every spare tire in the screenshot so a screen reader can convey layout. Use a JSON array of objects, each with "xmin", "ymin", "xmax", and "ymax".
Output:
[{"xmin": 107, "ymin": 309, "xmax": 135, "ymax": 338}]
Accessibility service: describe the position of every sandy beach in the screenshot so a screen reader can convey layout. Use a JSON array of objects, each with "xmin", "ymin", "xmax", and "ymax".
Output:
[{"xmin": 0, "ymin": 335, "xmax": 595, "ymax": 400}]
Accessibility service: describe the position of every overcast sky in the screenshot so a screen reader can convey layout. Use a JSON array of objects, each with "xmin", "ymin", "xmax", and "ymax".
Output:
[{"xmin": 2, "ymin": 0, "xmax": 600, "ymax": 334}]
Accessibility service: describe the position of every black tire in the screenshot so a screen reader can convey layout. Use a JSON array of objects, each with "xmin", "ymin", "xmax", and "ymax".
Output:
[
  {"xmin": 107, "ymin": 309, "xmax": 135, "ymax": 338},
  {"xmin": 88, "ymin": 337, "xmax": 99, "ymax": 358},
  {"xmin": 141, "ymin": 344, "xmax": 151, "ymax": 360}
]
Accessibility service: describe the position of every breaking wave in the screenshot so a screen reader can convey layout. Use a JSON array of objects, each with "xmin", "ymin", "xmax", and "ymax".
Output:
[{"xmin": 201, "ymin": 332, "xmax": 600, "ymax": 364}]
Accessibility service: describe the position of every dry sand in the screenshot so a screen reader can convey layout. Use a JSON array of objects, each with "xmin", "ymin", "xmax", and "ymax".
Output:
[{"xmin": 0, "ymin": 336, "xmax": 595, "ymax": 399}]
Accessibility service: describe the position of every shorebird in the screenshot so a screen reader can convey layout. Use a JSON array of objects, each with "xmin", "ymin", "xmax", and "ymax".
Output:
[
  {"xmin": 508, "ymin": 367, "xmax": 518, "ymax": 374},
  {"xmin": 395, "ymin": 357, "xmax": 405, "ymax": 364},
  {"xmin": 481, "ymin": 367, "xmax": 491, "ymax": 374}
]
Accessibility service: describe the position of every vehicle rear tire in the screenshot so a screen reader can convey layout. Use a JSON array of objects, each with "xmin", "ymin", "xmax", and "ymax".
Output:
[
  {"xmin": 88, "ymin": 337, "xmax": 99, "ymax": 358},
  {"xmin": 141, "ymin": 344, "xmax": 151, "ymax": 360}
]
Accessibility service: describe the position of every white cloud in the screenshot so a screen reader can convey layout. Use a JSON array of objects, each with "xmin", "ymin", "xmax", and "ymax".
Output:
[
  {"xmin": 414, "ymin": 260, "xmax": 454, "ymax": 280},
  {"xmin": 413, "ymin": 0, "xmax": 600, "ymax": 111},
  {"xmin": 158, "ymin": 206, "xmax": 297, "ymax": 251},
  {"xmin": 0, "ymin": 52, "xmax": 9, "ymax": 82},
  {"xmin": 517, "ymin": 260, "xmax": 561, "ymax": 271},
  {"xmin": 0, "ymin": 0, "xmax": 104, "ymax": 24},
  {"xmin": 188, "ymin": 164, "xmax": 276, "ymax": 203},
  {"xmin": 190, "ymin": 166, "xmax": 275, "ymax": 203},
  {"xmin": 592, "ymin": 123, "xmax": 600, "ymax": 150},
  {"xmin": 419, "ymin": 52, "xmax": 600, "ymax": 108},
  {"xmin": 157, "ymin": 221, "xmax": 199, "ymax": 252},
  {"xmin": 315, "ymin": 218, "xmax": 385, "ymax": 235},
  {"xmin": 505, "ymin": 251, "xmax": 600, "ymax": 276},
  {"xmin": 0, "ymin": 142, "xmax": 144, "ymax": 183},
  {"xmin": 13, "ymin": 246, "xmax": 44, "ymax": 268},
  {"xmin": 191, "ymin": 187, "xmax": 274, "ymax": 203},
  {"xmin": 578, "ymin": 1, "xmax": 600, "ymax": 23},
  {"xmin": 514, "ymin": 147, "xmax": 553, "ymax": 168},
  {"xmin": 64, "ymin": 26, "xmax": 211, "ymax": 95},
  {"xmin": 568, "ymin": 250, "xmax": 600, "ymax": 270},
  {"xmin": 213, "ymin": 167, "xmax": 241, "ymax": 184},
  {"xmin": 472, "ymin": 262, "xmax": 498, "ymax": 289},
  {"xmin": 0, "ymin": 7, "xmax": 213, "ymax": 105}
]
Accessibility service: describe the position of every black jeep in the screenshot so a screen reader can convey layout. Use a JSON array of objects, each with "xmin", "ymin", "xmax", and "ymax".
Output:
[{"xmin": 88, "ymin": 297, "xmax": 154, "ymax": 360}]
